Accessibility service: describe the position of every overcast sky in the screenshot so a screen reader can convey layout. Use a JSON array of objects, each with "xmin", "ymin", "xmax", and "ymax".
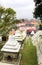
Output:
[{"xmin": 0, "ymin": 0, "xmax": 35, "ymax": 19}]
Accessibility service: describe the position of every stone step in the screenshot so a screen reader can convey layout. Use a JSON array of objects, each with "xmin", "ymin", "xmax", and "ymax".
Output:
[{"xmin": 0, "ymin": 62, "xmax": 13, "ymax": 65}]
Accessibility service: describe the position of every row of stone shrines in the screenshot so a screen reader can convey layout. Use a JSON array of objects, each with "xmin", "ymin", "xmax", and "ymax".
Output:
[{"xmin": 1, "ymin": 31, "xmax": 26, "ymax": 65}]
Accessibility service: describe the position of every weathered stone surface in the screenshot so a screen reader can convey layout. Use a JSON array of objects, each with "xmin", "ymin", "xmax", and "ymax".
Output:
[{"xmin": 32, "ymin": 31, "xmax": 42, "ymax": 65}]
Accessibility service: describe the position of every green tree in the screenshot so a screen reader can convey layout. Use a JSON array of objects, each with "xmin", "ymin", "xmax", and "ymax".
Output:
[
  {"xmin": 0, "ymin": 6, "xmax": 5, "ymax": 34},
  {"xmin": 33, "ymin": 0, "xmax": 42, "ymax": 30},
  {"xmin": 3, "ymin": 8, "xmax": 16, "ymax": 30},
  {"xmin": 34, "ymin": 0, "xmax": 41, "ymax": 6},
  {"xmin": 33, "ymin": 4, "xmax": 42, "ymax": 21},
  {"xmin": 0, "ymin": 6, "xmax": 5, "ymax": 20},
  {"xmin": 0, "ymin": 6, "xmax": 16, "ymax": 35},
  {"xmin": 14, "ymin": 19, "xmax": 20, "ymax": 23}
]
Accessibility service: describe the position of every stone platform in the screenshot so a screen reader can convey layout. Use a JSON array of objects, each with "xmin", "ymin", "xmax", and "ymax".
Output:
[{"xmin": 1, "ymin": 54, "xmax": 21, "ymax": 65}]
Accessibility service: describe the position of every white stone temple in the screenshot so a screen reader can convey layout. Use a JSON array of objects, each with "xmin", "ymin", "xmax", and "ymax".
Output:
[
  {"xmin": 14, "ymin": 30, "xmax": 26, "ymax": 42},
  {"xmin": 1, "ymin": 35, "xmax": 21, "ymax": 64},
  {"xmin": 30, "ymin": 31, "xmax": 35, "ymax": 36}
]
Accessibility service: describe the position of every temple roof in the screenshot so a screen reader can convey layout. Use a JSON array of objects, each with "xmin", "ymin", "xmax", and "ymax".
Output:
[{"xmin": 1, "ymin": 37, "xmax": 21, "ymax": 53}]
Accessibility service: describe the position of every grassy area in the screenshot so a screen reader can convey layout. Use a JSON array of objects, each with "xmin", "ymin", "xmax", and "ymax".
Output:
[{"xmin": 20, "ymin": 37, "xmax": 38, "ymax": 65}]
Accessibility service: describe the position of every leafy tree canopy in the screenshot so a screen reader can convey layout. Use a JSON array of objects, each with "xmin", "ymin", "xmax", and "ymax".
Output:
[
  {"xmin": 0, "ymin": 6, "xmax": 5, "ymax": 20},
  {"xmin": 33, "ymin": 4, "xmax": 42, "ymax": 20},
  {"xmin": 0, "ymin": 6, "xmax": 16, "ymax": 35},
  {"xmin": 34, "ymin": 0, "xmax": 41, "ymax": 6},
  {"xmin": 33, "ymin": 0, "xmax": 42, "ymax": 21},
  {"xmin": 33, "ymin": 0, "xmax": 42, "ymax": 29}
]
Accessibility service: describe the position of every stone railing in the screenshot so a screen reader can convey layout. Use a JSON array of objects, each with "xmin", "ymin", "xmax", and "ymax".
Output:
[{"xmin": 32, "ymin": 31, "xmax": 42, "ymax": 46}]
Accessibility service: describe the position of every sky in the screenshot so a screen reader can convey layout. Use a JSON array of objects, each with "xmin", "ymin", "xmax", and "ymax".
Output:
[{"xmin": 0, "ymin": 0, "xmax": 35, "ymax": 19}]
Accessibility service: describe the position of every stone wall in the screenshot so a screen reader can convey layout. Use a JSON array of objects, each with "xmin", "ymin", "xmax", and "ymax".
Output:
[{"xmin": 32, "ymin": 31, "xmax": 42, "ymax": 46}]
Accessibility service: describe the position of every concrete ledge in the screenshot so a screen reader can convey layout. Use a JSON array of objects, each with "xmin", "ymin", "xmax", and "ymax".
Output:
[{"xmin": 0, "ymin": 62, "xmax": 13, "ymax": 65}]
